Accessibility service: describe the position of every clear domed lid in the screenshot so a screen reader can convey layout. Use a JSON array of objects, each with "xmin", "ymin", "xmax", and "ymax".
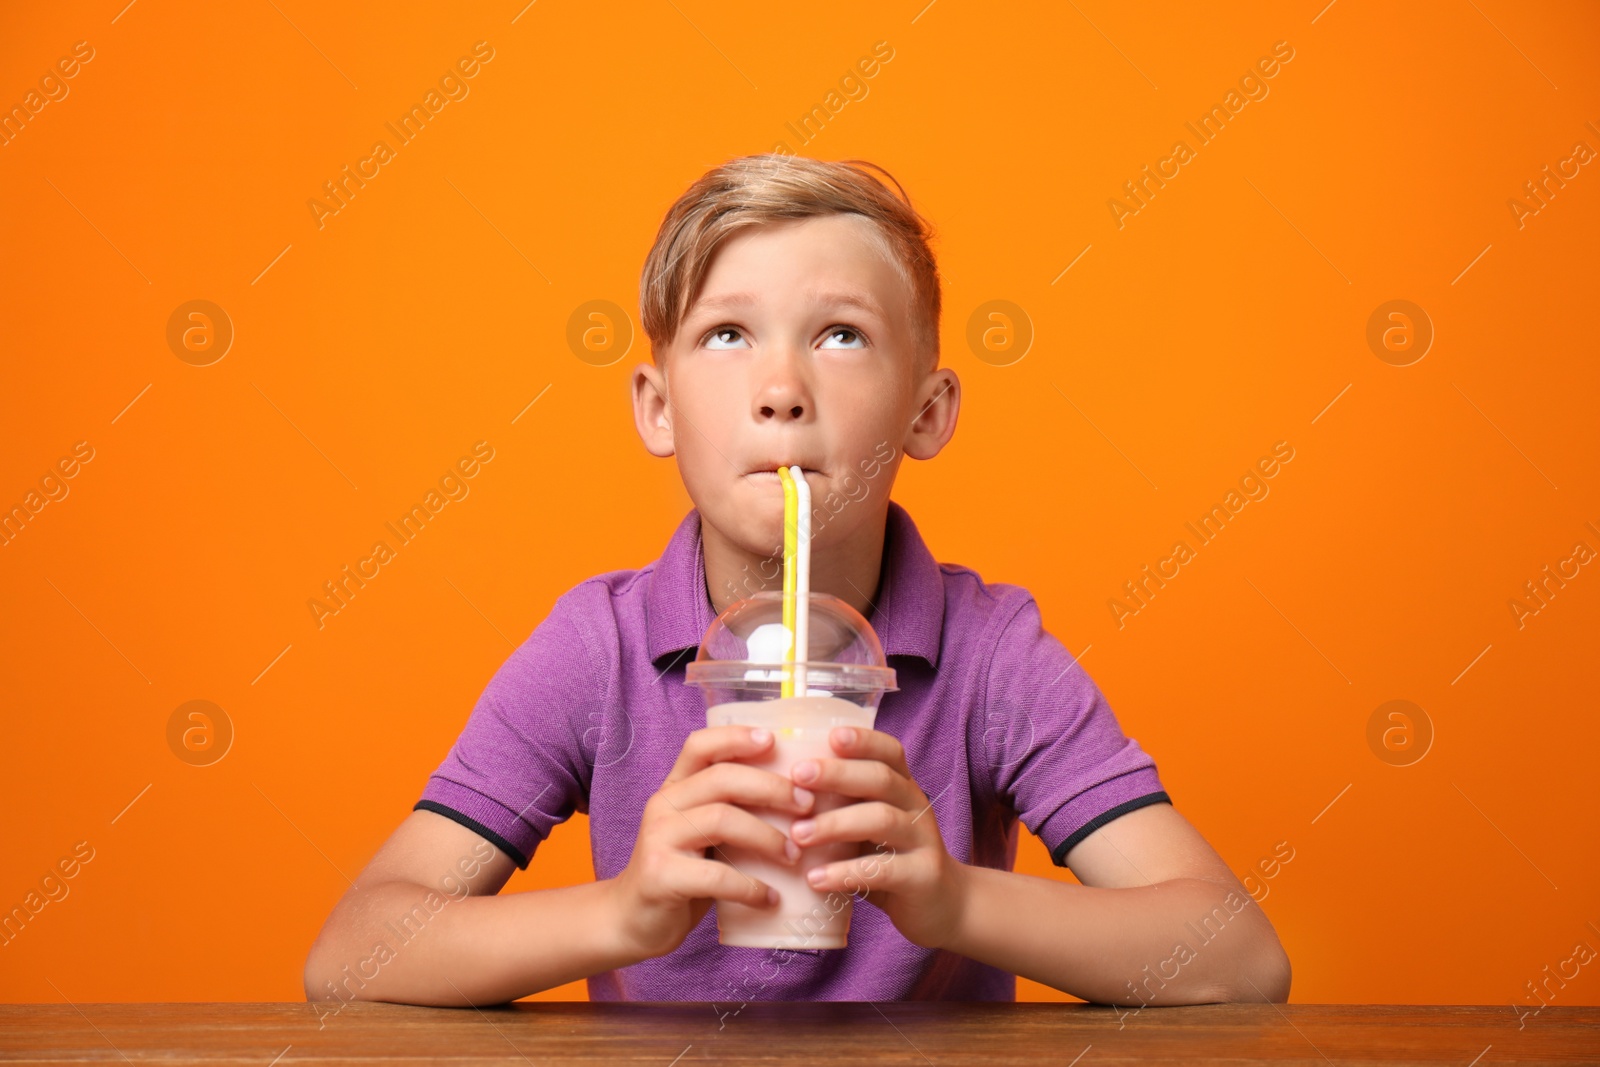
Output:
[{"xmin": 684, "ymin": 590, "xmax": 897, "ymax": 697}]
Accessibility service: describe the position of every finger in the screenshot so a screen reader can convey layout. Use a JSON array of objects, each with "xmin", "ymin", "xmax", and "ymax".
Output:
[
  {"xmin": 789, "ymin": 754, "xmax": 919, "ymax": 809},
  {"xmin": 663, "ymin": 725, "xmax": 774, "ymax": 786},
  {"xmin": 667, "ymin": 854, "xmax": 780, "ymax": 908},
  {"xmin": 667, "ymin": 760, "xmax": 815, "ymax": 815},
  {"xmin": 827, "ymin": 727, "xmax": 911, "ymax": 776},
  {"xmin": 803, "ymin": 846, "xmax": 901, "ymax": 895},
  {"xmin": 660, "ymin": 800, "xmax": 802, "ymax": 868},
  {"xmin": 790, "ymin": 801, "xmax": 908, "ymax": 851}
]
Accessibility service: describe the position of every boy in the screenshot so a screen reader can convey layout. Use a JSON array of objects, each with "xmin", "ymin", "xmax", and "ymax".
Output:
[{"xmin": 304, "ymin": 155, "xmax": 1291, "ymax": 1010}]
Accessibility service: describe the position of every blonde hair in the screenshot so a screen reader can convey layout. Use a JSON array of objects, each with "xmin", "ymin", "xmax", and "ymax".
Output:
[{"xmin": 639, "ymin": 154, "xmax": 941, "ymax": 370}]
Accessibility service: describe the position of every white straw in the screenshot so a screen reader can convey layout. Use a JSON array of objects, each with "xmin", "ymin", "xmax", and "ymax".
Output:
[{"xmin": 790, "ymin": 464, "xmax": 811, "ymax": 696}]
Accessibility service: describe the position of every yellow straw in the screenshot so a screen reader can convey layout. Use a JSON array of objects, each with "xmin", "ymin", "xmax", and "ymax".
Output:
[{"xmin": 778, "ymin": 466, "xmax": 798, "ymax": 697}]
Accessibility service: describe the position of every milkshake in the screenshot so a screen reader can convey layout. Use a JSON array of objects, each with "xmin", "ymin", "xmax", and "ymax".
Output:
[
  {"xmin": 706, "ymin": 695, "xmax": 877, "ymax": 948},
  {"xmin": 686, "ymin": 589, "xmax": 896, "ymax": 949}
]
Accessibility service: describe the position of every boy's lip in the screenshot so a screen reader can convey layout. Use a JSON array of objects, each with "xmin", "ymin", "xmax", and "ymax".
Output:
[{"xmin": 745, "ymin": 466, "xmax": 822, "ymax": 480}]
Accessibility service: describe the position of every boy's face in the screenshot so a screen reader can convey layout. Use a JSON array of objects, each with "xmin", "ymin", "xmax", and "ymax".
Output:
[{"xmin": 632, "ymin": 213, "xmax": 958, "ymax": 561}]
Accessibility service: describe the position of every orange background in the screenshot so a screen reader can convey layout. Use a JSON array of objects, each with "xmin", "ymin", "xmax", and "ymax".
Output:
[{"xmin": 2, "ymin": 0, "xmax": 1597, "ymax": 1009}]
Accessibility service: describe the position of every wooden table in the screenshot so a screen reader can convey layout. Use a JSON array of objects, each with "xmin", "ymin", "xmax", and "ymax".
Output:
[{"xmin": 1, "ymin": 1002, "xmax": 1595, "ymax": 1064}]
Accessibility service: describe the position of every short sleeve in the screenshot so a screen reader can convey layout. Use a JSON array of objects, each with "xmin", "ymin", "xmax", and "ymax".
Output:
[
  {"xmin": 979, "ymin": 595, "xmax": 1171, "ymax": 868},
  {"xmin": 413, "ymin": 591, "xmax": 603, "ymax": 869}
]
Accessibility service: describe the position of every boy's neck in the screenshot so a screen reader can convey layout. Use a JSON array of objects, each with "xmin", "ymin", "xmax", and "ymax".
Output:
[{"xmin": 701, "ymin": 506, "xmax": 890, "ymax": 621}]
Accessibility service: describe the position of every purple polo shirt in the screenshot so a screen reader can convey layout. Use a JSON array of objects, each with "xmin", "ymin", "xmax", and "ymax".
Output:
[{"xmin": 415, "ymin": 500, "xmax": 1170, "ymax": 1001}]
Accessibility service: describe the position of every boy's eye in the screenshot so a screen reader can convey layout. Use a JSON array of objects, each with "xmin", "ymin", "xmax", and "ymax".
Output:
[
  {"xmin": 703, "ymin": 326, "xmax": 749, "ymax": 350},
  {"xmin": 699, "ymin": 325, "xmax": 867, "ymax": 350}
]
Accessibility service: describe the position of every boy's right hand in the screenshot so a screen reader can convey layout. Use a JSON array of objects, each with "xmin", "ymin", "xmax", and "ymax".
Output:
[{"xmin": 609, "ymin": 725, "xmax": 815, "ymax": 961}]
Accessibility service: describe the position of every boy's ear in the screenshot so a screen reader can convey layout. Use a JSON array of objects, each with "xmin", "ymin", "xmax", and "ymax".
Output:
[
  {"xmin": 631, "ymin": 361, "xmax": 676, "ymax": 458},
  {"xmin": 902, "ymin": 367, "xmax": 959, "ymax": 461}
]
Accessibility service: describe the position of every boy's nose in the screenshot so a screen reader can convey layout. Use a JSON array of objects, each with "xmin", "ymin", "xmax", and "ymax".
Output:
[
  {"xmin": 752, "ymin": 352, "xmax": 813, "ymax": 422},
  {"xmin": 757, "ymin": 396, "xmax": 806, "ymax": 421}
]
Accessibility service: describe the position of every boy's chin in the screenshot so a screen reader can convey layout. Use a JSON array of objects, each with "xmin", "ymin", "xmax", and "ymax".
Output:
[
  {"xmin": 711, "ymin": 514, "xmax": 779, "ymax": 557},
  {"xmin": 696, "ymin": 498, "xmax": 786, "ymax": 558}
]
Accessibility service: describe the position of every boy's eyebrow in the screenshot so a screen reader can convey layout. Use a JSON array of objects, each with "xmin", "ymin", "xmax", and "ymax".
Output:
[{"xmin": 691, "ymin": 289, "xmax": 886, "ymax": 319}]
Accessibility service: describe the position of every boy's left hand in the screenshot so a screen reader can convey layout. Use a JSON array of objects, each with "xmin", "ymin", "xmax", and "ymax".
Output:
[{"xmin": 787, "ymin": 726, "xmax": 967, "ymax": 950}]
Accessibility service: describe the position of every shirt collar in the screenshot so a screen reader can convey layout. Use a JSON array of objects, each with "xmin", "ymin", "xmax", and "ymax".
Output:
[{"xmin": 645, "ymin": 499, "xmax": 945, "ymax": 671}]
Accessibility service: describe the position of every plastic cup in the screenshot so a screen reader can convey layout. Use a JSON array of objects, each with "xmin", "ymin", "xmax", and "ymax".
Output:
[
  {"xmin": 705, "ymin": 696, "xmax": 875, "ymax": 948},
  {"xmin": 686, "ymin": 591, "xmax": 897, "ymax": 950}
]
